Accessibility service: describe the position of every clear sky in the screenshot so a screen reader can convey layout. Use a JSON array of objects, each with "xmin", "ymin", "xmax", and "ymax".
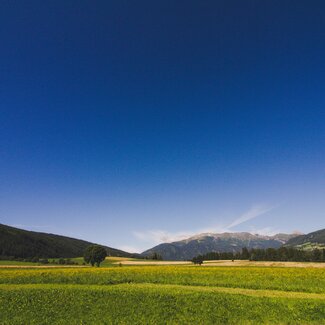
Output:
[{"xmin": 1, "ymin": 1, "xmax": 324, "ymax": 252}]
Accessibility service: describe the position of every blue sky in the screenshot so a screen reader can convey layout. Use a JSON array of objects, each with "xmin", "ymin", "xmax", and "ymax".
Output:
[{"xmin": 1, "ymin": 1, "xmax": 324, "ymax": 252}]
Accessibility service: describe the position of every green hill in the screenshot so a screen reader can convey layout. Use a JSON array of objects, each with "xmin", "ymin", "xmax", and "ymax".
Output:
[
  {"xmin": 284, "ymin": 228, "xmax": 325, "ymax": 250},
  {"xmin": 0, "ymin": 224, "xmax": 133, "ymax": 258}
]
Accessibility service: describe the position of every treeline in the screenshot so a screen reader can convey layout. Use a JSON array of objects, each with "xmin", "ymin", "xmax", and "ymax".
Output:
[
  {"xmin": 143, "ymin": 252, "xmax": 163, "ymax": 260},
  {"xmin": 0, "ymin": 255, "xmax": 79, "ymax": 265},
  {"xmin": 192, "ymin": 247, "xmax": 325, "ymax": 263}
]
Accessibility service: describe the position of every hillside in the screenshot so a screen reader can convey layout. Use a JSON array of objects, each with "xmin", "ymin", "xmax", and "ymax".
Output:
[
  {"xmin": 0, "ymin": 224, "xmax": 133, "ymax": 258},
  {"xmin": 285, "ymin": 228, "xmax": 325, "ymax": 250},
  {"xmin": 142, "ymin": 232, "xmax": 298, "ymax": 260}
]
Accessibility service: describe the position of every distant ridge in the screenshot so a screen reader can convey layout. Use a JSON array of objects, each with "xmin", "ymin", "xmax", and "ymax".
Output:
[
  {"xmin": 0, "ymin": 223, "xmax": 134, "ymax": 258},
  {"xmin": 142, "ymin": 232, "xmax": 299, "ymax": 260},
  {"xmin": 284, "ymin": 228, "xmax": 325, "ymax": 250}
]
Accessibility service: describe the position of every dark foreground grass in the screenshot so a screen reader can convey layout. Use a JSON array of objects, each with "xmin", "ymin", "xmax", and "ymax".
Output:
[
  {"xmin": 1, "ymin": 266, "xmax": 325, "ymax": 324},
  {"xmin": 1, "ymin": 283, "xmax": 325, "ymax": 325}
]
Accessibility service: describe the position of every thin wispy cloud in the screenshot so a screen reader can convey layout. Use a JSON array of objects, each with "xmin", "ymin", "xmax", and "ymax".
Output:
[{"xmin": 226, "ymin": 204, "xmax": 276, "ymax": 229}]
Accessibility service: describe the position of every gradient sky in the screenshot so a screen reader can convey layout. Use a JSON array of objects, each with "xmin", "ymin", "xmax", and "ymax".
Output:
[{"xmin": 1, "ymin": 1, "xmax": 324, "ymax": 252}]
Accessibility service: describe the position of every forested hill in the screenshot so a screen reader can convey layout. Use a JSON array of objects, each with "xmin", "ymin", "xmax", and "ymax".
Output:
[
  {"xmin": 284, "ymin": 228, "xmax": 325, "ymax": 249},
  {"xmin": 0, "ymin": 223, "xmax": 133, "ymax": 258}
]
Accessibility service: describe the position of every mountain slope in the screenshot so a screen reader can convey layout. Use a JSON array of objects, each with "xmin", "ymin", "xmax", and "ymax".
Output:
[
  {"xmin": 284, "ymin": 228, "xmax": 325, "ymax": 250},
  {"xmin": 0, "ymin": 224, "xmax": 133, "ymax": 258},
  {"xmin": 142, "ymin": 232, "xmax": 298, "ymax": 260}
]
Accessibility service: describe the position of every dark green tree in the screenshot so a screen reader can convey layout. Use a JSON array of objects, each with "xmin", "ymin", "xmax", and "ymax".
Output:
[
  {"xmin": 191, "ymin": 246, "xmax": 325, "ymax": 263},
  {"xmin": 241, "ymin": 247, "xmax": 250, "ymax": 260},
  {"xmin": 312, "ymin": 248, "xmax": 322, "ymax": 262},
  {"xmin": 151, "ymin": 252, "xmax": 163, "ymax": 260},
  {"xmin": 192, "ymin": 255, "xmax": 203, "ymax": 265},
  {"xmin": 84, "ymin": 245, "xmax": 107, "ymax": 267},
  {"xmin": 265, "ymin": 248, "xmax": 277, "ymax": 261}
]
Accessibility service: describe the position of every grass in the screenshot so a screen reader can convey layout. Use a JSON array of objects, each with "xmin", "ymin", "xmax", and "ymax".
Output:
[
  {"xmin": 295, "ymin": 242, "xmax": 325, "ymax": 251},
  {"xmin": 0, "ymin": 264, "xmax": 325, "ymax": 324},
  {"xmin": 1, "ymin": 265, "xmax": 325, "ymax": 293},
  {"xmin": 1, "ymin": 282, "xmax": 324, "ymax": 324},
  {"xmin": 0, "ymin": 256, "xmax": 139, "ymax": 267},
  {"xmin": 49, "ymin": 256, "xmax": 141, "ymax": 266},
  {"xmin": 0, "ymin": 260, "xmax": 37, "ymax": 266}
]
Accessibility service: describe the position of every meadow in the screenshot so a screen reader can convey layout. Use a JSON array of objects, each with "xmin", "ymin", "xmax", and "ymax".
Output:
[{"xmin": 0, "ymin": 262, "xmax": 325, "ymax": 324}]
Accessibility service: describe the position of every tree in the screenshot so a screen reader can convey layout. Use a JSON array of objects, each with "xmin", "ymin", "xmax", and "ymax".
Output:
[
  {"xmin": 58, "ymin": 258, "xmax": 66, "ymax": 265},
  {"xmin": 312, "ymin": 248, "xmax": 322, "ymax": 262},
  {"xmin": 84, "ymin": 245, "xmax": 107, "ymax": 267},
  {"xmin": 192, "ymin": 255, "xmax": 203, "ymax": 265},
  {"xmin": 241, "ymin": 247, "xmax": 250, "ymax": 260},
  {"xmin": 151, "ymin": 252, "xmax": 163, "ymax": 260},
  {"xmin": 265, "ymin": 248, "xmax": 277, "ymax": 261}
]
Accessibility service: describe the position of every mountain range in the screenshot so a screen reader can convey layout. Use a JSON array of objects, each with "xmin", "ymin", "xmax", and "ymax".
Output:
[
  {"xmin": 1, "ymin": 223, "xmax": 324, "ymax": 261},
  {"xmin": 141, "ymin": 232, "xmax": 300, "ymax": 260}
]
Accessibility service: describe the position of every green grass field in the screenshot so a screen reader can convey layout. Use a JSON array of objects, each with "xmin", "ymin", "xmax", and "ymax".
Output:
[
  {"xmin": 0, "ymin": 260, "xmax": 38, "ymax": 266},
  {"xmin": 0, "ymin": 263, "xmax": 324, "ymax": 324},
  {"xmin": 0, "ymin": 256, "xmax": 138, "ymax": 267}
]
